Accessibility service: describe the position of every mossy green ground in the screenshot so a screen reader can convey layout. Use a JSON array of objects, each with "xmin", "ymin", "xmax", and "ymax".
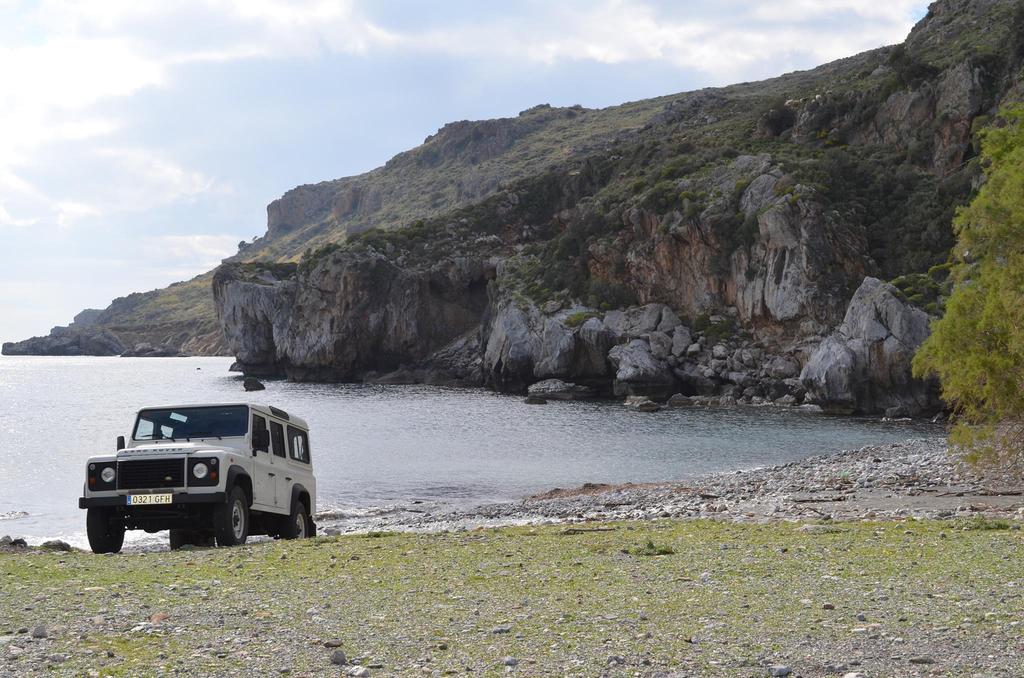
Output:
[{"xmin": 2, "ymin": 520, "xmax": 1022, "ymax": 676}]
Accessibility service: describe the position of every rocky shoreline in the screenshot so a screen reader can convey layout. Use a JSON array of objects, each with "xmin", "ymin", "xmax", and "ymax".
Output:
[
  {"xmin": 315, "ymin": 438, "xmax": 1023, "ymax": 536},
  {"xmin": 2, "ymin": 439, "xmax": 1019, "ymax": 556},
  {"xmin": 3, "ymin": 438, "xmax": 1020, "ymax": 554}
]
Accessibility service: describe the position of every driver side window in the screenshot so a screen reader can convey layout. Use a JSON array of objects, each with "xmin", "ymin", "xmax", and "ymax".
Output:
[{"xmin": 252, "ymin": 415, "xmax": 269, "ymax": 452}]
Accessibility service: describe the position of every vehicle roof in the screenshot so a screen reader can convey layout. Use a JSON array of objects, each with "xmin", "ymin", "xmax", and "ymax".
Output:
[{"xmin": 135, "ymin": 403, "xmax": 310, "ymax": 430}]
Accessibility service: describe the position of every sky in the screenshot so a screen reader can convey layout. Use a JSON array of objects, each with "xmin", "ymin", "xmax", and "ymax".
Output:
[{"xmin": 0, "ymin": 0, "xmax": 930, "ymax": 342}]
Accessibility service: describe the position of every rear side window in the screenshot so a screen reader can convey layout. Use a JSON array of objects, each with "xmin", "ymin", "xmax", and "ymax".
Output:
[
  {"xmin": 287, "ymin": 426, "xmax": 310, "ymax": 463},
  {"xmin": 270, "ymin": 421, "xmax": 286, "ymax": 458}
]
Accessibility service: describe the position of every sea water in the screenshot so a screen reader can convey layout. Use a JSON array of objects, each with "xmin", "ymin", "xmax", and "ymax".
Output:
[{"xmin": 0, "ymin": 355, "xmax": 942, "ymax": 547}]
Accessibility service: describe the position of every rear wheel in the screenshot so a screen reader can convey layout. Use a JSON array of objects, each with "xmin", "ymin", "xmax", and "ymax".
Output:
[
  {"xmin": 213, "ymin": 486, "xmax": 249, "ymax": 547},
  {"xmin": 279, "ymin": 498, "xmax": 312, "ymax": 539},
  {"xmin": 86, "ymin": 508, "xmax": 125, "ymax": 554}
]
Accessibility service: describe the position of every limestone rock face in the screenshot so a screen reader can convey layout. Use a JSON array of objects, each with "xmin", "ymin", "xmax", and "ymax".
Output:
[
  {"xmin": 800, "ymin": 277, "xmax": 940, "ymax": 414},
  {"xmin": 214, "ymin": 252, "xmax": 490, "ymax": 381},
  {"xmin": 587, "ymin": 156, "xmax": 869, "ymax": 342}
]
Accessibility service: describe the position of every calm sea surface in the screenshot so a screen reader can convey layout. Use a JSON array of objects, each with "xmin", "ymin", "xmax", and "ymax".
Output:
[{"xmin": 0, "ymin": 356, "xmax": 943, "ymax": 547}]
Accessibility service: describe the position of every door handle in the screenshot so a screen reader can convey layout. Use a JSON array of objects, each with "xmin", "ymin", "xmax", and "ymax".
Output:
[
  {"xmin": 268, "ymin": 473, "xmax": 275, "ymax": 477},
  {"xmin": 285, "ymin": 477, "xmax": 292, "ymax": 482}
]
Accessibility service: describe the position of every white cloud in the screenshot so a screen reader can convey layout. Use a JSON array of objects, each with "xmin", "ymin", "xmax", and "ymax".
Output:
[
  {"xmin": 405, "ymin": 0, "xmax": 923, "ymax": 80},
  {"xmin": 92, "ymin": 148, "xmax": 219, "ymax": 210},
  {"xmin": 147, "ymin": 234, "xmax": 241, "ymax": 268},
  {"xmin": 0, "ymin": 203, "xmax": 37, "ymax": 228},
  {"xmin": 54, "ymin": 201, "xmax": 101, "ymax": 227}
]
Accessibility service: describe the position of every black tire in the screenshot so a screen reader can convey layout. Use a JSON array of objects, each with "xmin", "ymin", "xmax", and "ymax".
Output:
[
  {"xmin": 86, "ymin": 508, "xmax": 125, "ymax": 554},
  {"xmin": 169, "ymin": 529, "xmax": 213, "ymax": 550},
  {"xmin": 169, "ymin": 529, "xmax": 189, "ymax": 550},
  {"xmin": 279, "ymin": 497, "xmax": 312, "ymax": 540},
  {"xmin": 213, "ymin": 486, "xmax": 250, "ymax": 547}
]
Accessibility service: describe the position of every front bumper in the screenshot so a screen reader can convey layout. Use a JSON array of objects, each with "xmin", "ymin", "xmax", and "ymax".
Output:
[{"xmin": 79, "ymin": 492, "xmax": 226, "ymax": 509}]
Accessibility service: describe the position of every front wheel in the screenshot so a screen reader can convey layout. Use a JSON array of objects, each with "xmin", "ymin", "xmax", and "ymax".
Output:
[
  {"xmin": 86, "ymin": 508, "xmax": 125, "ymax": 554},
  {"xmin": 279, "ymin": 498, "xmax": 312, "ymax": 540},
  {"xmin": 213, "ymin": 486, "xmax": 250, "ymax": 547}
]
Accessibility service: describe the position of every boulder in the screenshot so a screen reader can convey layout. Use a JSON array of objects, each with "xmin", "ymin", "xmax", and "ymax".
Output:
[
  {"xmin": 671, "ymin": 327, "xmax": 693, "ymax": 356},
  {"xmin": 673, "ymin": 363, "xmax": 718, "ymax": 396},
  {"xmin": 608, "ymin": 339, "xmax": 675, "ymax": 399},
  {"xmin": 667, "ymin": 393, "xmax": 694, "ymax": 407},
  {"xmin": 243, "ymin": 377, "xmax": 266, "ymax": 392},
  {"xmin": 572, "ymin": 318, "xmax": 615, "ymax": 377},
  {"xmin": 765, "ymin": 355, "xmax": 800, "ymax": 379},
  {"xmin": 533, "ymin": 318, "xmax": 576, "ymax": 378},
  {"xmin": 603, "ymin": 304, "xmax": 666, "ymax": 340},
  {"xmin": 726, "ymin": 371, "xmax": 754, "ymax": 388},
  {"xmin": 623, "ymin": 396, "xmax": 663, "ymax": 412},
  {"xmin": 483, "ymin": 303, "xmax": 541, "ymax": 392},
  {"xmin": 527, "ymin": 379, "xmax": 596, "ymax": 401},
  {"xmin": 40, "ymin": 540, "xmax": 72, "ymax": 552},
  {"xmin": 800, "ymin": 277, "xmax": 940, "ymax": 415},
  {"xmin": 647, "ymin": 331, "xmax": 673, "ymax": 360},
  {"xmin": 656, "ymin": 307, "xmax": 682, "ymax": 333}
]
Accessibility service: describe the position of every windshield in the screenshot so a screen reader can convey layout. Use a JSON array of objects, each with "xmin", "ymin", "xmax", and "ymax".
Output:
[{"xmin": 133, "ymin": 405, "xmax": 249, "ymax": 441}]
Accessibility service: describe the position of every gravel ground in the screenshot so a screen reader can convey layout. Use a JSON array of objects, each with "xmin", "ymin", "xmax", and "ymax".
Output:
[
  {"xmin": 2, "ymin": 438, "xmax": 1023, "ymax": 677},
  {"xmin": 2, "ymin": 519, "xmax": 1023, "ymax": 677},
  {"xmin": 316, "ymin": 439, "xmax": 1024, "ymax": 535}
]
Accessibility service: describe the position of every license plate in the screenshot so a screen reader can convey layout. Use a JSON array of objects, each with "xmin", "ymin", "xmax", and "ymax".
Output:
[{"xmin": 127, "ymin": 494, "xmax": 173, "ymax": 506}]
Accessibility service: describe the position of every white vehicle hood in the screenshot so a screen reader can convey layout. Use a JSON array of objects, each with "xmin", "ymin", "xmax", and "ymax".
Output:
[{"xmin": 118, "ymin": 443, "xmax": 229, "ymax": 458}]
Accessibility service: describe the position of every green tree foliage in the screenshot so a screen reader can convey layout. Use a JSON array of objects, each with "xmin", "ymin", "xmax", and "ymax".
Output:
[{"xmin": 913, "ymin": 105, "xmax": 1024, "ymax": 474}]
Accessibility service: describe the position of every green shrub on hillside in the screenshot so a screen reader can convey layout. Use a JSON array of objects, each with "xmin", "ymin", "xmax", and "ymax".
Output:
[{"xmin": 794, "ymin": 147, "xmax": 974, "ymax": 278}]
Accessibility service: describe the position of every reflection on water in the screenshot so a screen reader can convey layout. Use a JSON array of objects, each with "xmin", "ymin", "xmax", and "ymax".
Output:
[{"xmin": 0, "ymin": 355, "xmax": 943, "ymax": 546}]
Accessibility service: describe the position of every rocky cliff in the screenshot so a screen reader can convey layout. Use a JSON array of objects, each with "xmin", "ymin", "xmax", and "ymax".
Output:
[
  {"xmin": 207, "ymin": 0, "xmax": 1023, "ymax": 414},
  {"xmin": 12, "ymin": 0, "xmax": 1023, "ymax": 402}
]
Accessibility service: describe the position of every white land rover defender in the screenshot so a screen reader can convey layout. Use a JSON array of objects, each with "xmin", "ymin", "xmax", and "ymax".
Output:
[{"xmin": 79, "ymin": 403, "xmax": 317, "ymax": 554}]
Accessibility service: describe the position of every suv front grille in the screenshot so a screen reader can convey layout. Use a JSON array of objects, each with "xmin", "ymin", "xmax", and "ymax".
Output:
[{"xmin": 117, "ymin": 459, "xmax": 185, "ymax": 490}]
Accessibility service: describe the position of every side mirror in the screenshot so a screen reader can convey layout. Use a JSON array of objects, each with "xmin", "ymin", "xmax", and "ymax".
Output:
[
  {"xmin": 252, "ymin": 429, "xmax": 270, "ymax": 453},
  {"xmin": 116, "ymin": 435, "xmax": 125, "ymax": 451}
]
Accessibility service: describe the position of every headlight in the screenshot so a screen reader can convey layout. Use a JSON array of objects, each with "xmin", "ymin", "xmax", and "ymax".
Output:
[
  {"xmin": 100, "ymin": 467, "xmax": 116, "ymax": 483},
  {"xmin": 192, "ymin": 463, "xmax": 209, "ymax": 479}
]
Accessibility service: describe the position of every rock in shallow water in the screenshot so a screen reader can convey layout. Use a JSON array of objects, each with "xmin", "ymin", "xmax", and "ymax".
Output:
[
  {"xmin": 243, "ymin": 377, "xmax": 266, "ymax": 392},
  {"xmin": 527, "ymin": 379, "xmax": 596, "ymax": 401},
  {"xmin": 624, "ymin": 396, "xmax": 663, "ymax": 412}
]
